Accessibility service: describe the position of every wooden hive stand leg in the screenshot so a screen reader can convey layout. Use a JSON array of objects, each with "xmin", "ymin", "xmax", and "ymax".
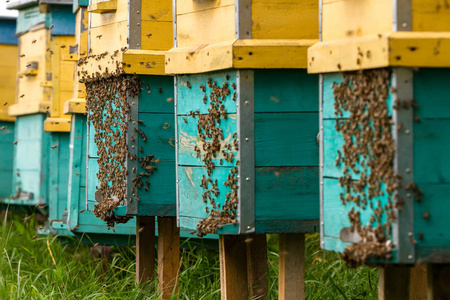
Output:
[
  {"xmin": 427, "ymin": 264, "xmax": 450, "ymax": 300},
  {"xmin": 279, "ymin": 233, "xmax": 305, "ymax": 300},
  {"xmin": 157, "ymin": 216, "xmax": 180, "ymax": 299},
  {"xmin": 378, "ymin": 265, "xmax": 411, "ymax": 300},
  {"xmin": 246, "ymin": 233, "xmax": 269, "ymax": 300},
  {"xmin": 410, "ymin": 264, "xmax": 428, "ymax": 300},
  {"xmin": 219, "ymin": 235, "xmax": 249, "ymax": 300},
  {"xmin": 136, "ymin": 216, "xmax": 156, "ymax": 287}
]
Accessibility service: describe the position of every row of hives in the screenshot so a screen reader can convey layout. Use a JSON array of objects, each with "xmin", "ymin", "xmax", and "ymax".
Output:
[{"xmin": 1, "ymin": 0, "xmax": 449, "ymax": 298}]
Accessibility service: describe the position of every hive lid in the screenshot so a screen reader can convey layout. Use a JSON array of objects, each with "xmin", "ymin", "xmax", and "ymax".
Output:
[{"xmin": 6, "ymin": 0, "xmax": 38, "ymax": 10}]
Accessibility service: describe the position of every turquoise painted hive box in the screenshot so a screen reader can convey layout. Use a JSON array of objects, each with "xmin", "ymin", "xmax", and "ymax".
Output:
[
  {"xmin": 174, "ymin": 69, "xmax": 320, "ymax": 237},
  {"xmin": 317, "ymin": 68, "xmax": 450, "ymax": 265}
]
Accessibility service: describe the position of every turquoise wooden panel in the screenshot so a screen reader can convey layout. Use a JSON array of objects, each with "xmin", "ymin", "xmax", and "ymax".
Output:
[
  {"xmin": 139, "ymin": 75, "xmax": 175, "ymax": 113},
  {"xmin": 321, "ymin": 69, "xmax": 450, "ymax": 263},
  {"xmin": 177, "ymin": 114, "xmax": 238, "ymax": 167},
  {"xmin": 0, "ymin": 121, "xmax": 15, "ymax": 199},
  {"xmin": 87, "ymin": 120, "xmax": 98, "ymax": 158},
  {"xmin": 10, "ymin": 114, "xmax": 50, "ymax": 205},
  {"xmin": 254, "ymin": 69, "xmax": 318, "ymax": 113},
  {"xmin": 0, "ymin": 19, "xmax": 18, "ymax": 45},
  {"xmin": 87, "ymin": 157, "xmax": 99, "ymax": 202},
  {"xmin": 138, "ymin": 113, "xmax": 176, "ymax": 160},
  {"xmin": 177, "ymin": 71, "xmax": 238, "ymax": 115},
  {"xmin": 48, "ymin": 132, "xmax": 70, "ymax": 225},
  {"xmin": 176, "ymin": 69, "xmax": 320, "ymax": 234},
  {"xmin": 48, "ymin": 5, "xmax": 75, "ymax": 36},
  {"xmin": 254, "ymin": 113, "xmax": 318, "ymax": 167},
  {"xmin": 16, "ymin": 4, "xmax": 48, "ymax": 35}
]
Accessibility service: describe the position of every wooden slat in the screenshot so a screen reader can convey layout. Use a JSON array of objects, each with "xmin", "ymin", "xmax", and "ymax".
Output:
[
  {"xmin": 140, "ymin": 21, "xmax": 173, "ymax": 51},
  {"xmin": 176, "ymin": 5, "xmax": 235, "ymax": 48},
  {"xmin": 413, "ymin": 0, "xmax": 450, "ymax": 32},
  {"xmin": 219, "ymin": 235, "xmax": 248, "ymax": 300},
  {"xmin": 63, "ymin": 98, "xmax": 86, "ymax": 115},
  {"xmin": 308, "ymin": 32, "xmax": 450, "ymax": 73},
  {"xmin": 136, "ymin": 216, "xmax": 156, "ymax": 286},
  {"xmin": 0, "ymin": 44, "xmax": 18, "ymax": 115},
  {"xmin": 378, "ymin": 266, "xmax": 411, "ymax": 300},
  {"xmin": 246, "ymin": 234, "xmax": 268, "ymax": 300},
  {"xmin": 44, "ymin": 117, "xmax": 71, "ymax": 132},
  {"xmin": 157, "ymin": 217, "xmax": 180, "ymax": 299},
  {"xmin": 322, "ymin": 0, "xmax": 392, "ymax": 41},
  {"xmin": 165, "ymin": 39, "xmax": 315, "ymax": 74},
  {"xmin": 252, "ymin": 0, "xmax": 318, "ymax": 40},
  {"xmin": 0, "ymin": 111, "xmax": 15, "ymax": 122},
  {"xmin": 8, "ymin": 101, "xmax": 51, "ymax": 116},
  {"xmin": 88, "ymin": 0, "xmax": 118, "ymax": 14},
  {"xmin": 89, "ymin": 21, "xmax": 128, "ymax": 55},
  {"xmin": 410, "ymin": 264, "xmax": 428, "ymax": 300},
  {"xmin": 141, "ymin": 0, "xmax": 172, "ymax": 22},
  {"xmin": 176, "ymin": 0, "xmax": 234, "ymax": 15},
  {"xmin": 279, "ymin": 233, "xmax": 305, "ymax": 300}
]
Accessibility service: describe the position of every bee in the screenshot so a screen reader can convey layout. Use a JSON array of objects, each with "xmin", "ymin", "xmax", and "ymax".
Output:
[
  {"xmin": 146, "ymin": 33, "xmax": 152, "ymax": 38},
  {"xmin": 32, "ymin": 40, "xmax": 37, "ymax": 44},
  {"xmin": 32, "ymin": 235, "xmax": 37, "ymax": 239},
  {"xmin": 73, "ymin": 225, "xmax": 79, "ymax": 231},
  {"xmin": 226, "ymin": 75, "xmax": 230, "ymax": 80},
  {"xmin": 20, "ymin": 94, "xmax": 25, "ymax": 98},
  {"xmin": 186, "ymin": 81, "xmax": 191, "ymax": 89},
  {"xmin": 51, "ymin": 145, "xmax": 58, "ymax": 149},
  {"xmin": 97, "ymin": 35, "xmax": 102, "ymax": 39},
  {"xmin": 20, "ymin": 54, "xmax": 25, "ymax": 58},
  {"xmin": 14, "ymin": 141, "xmax": 18, "ymax": 145},
  {"xmin": 79, "ymin": 209, "xmax": 85, "ymax": 213},
  {"xmin": 16, "ymin": 172, "xmax": 20, "ymax": 177},
  {"xmin": 167, "ymin": 97, "xmax": 174, "ymax": 103},
  {"xmin": 0, "ymin": 126, "xmax": 5, "ymax": 130},
  {"xmin": 50, "ymin": 25, "xmax": 54, "ymax": 29},
  {"xmin": 158, "ymin": 87, "xmax": 162, "ymax": 93}
]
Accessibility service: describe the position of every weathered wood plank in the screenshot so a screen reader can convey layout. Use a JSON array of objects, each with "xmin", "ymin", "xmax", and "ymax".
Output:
[
  {"xmin": 246, "ymin": 234, "xmax": 268, "ymax": 300},
  {"xmin": 138, "ymin": 75, "xmax": 174, "ymax": 113},
  {"xmin": 136, "ymin": 216, "xmax": 156, "ymax": 286},
  {"xmin": 410, "ymin": 264, "xmax": 428, "ymax": 300},
  {"xmin": 140, "ymin": 21, "xmax": 173, "ymax": 51},
  {"xmin": 219, "ymin": 235, "xmax": 248, "ymax": 300},
  {"xmin": 157, "ymin": 217, "xmax": 180, "ymax": 299},
  {"xmin": 0, "ymin": 121, "xmax": 15, "ymax": 199},
  {"xmin": 378, "ymin": 266, "xmax": 410, "ymax": 300},
  {"xmin": 279, "ymin": 233, "xmax": 305, "ymax": 300},
  {"xmin": 427, "ymin": 264, "xmax": 450, "ymax": 299}
]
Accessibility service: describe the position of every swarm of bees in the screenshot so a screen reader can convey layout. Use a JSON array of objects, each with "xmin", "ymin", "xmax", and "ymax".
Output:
[
  {"xmin": 185, "ymin": 75, "xmax": 239, "ymax": 237},
  {"xmin": 332, "ymin": 69, "xmax": 422, "ymax": 266}
]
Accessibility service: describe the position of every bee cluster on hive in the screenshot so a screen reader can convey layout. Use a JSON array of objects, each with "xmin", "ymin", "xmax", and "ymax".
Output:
[
  {"xmin": 332, "ymin": 69, "xmax": 422, "ymax": 265},
  {"xmin": 81, "ymin": 51, "xmax": 159, "ymax": 228},
  {"xmin": 185, "ymin": 76, "xmax": 239, "ymax": 237}
]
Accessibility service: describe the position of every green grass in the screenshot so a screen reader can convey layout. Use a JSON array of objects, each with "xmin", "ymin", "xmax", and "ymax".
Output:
[{"xmin": 0, "ymin": 209, "xmax": 378, "ymax": 299}]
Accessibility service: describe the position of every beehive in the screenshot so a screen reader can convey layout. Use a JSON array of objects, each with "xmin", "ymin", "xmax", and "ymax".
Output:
[
  {"xmin": 76, "ymin": 0, "xmax": 180, "ymax": 226},
  {"xmin": 308, "ymin": 0, "xmax": 450, "ymax": 264},
  {"xmin": 166, "ymin": 0, "xmax": 320, "ymax": 236},
  {"xmin": 0, "ymin": 15, "xmax": 18, "ymax": 201},
  {"xmin": 4, "ymin": 0, "xmax": 75, "ymax": 206}
]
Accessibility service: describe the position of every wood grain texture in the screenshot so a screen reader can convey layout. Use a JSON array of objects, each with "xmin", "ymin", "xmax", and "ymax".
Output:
[
  {"xmin": 427, "ymin": 264, "xmax": 450, "ymax": 299},
  {"xmin": 412, "ymin": 0, "xmax": 450, "ymax": 32},
  {"xmin": 136, "ymin": 216, "xmax": 156, "ymax": 285},
  {"xmin": 219, "ymin": 235, "xmax": 248, "ymax": 300},
  {"xmin": 378, "ymin": 266, "xmax": 411, "ymax": 300},
  {"xmin": 246, "ymin": 234, "xmax": 268, "ymax": 300},
  {"xmin": 0, "ymin": 44, "xmax": 18, "ymax": 120},
  {"xmin": 157, "ymin": 217, "xmax": 180, "ymax": 299},
  {"xmin": 279, "ymin": 233, "xmax": 305, "ymax": 300},
  {"xmin": 410, "ymin": 264, "xmax": 428, "ymax": 300}
]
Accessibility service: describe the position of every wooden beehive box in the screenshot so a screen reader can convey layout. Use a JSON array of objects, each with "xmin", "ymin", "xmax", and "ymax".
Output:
[
  {"xmin": 166, "ymin": 0, "xmax": 320, "ymax": 236},
  {"xmin": 4, "ymin": 0, "xmax": 75, "ymax": 206},
  {"xmin": 0, "ymin": 16, "xmax": 18, "ymax": 201},
  {"xmin": 308, "ymin": 0, "xmax": 450, "ymax": 264}
]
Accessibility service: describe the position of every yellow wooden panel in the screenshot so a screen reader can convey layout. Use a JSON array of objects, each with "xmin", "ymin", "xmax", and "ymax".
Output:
[
  {"xmin": 165, "ymin": 39, "xmax": 315, "ymax": 74},
  {"xmin": 90, "ymin": 0, "xmax": 126, "ymax": 28},
  {"xmin": 165, "ymin": 40, "xmax": 235, "ymax": 74},
  {"xmin": 141, "ymin": 0, "xmax": 172, "ymax": 22},
  {"xmin": 122, "ymin": 49, "xmax": 166, "ymax": 75},
  {"xmin": 307, "ymin": 32, "xmax": 450, "ymax": 73},
  {"xmin": 90, "ymin": 21, "xmax": 128, "ymax": 54},
  {"xmin": 0, "ymin": 45, "xmax": 18, "ymax": 111},
  {"xmin": 88, "ymin": 0, "xmax": 118, "ymax": 14},
  {"xmin": 412, "ymin": 0, "xmax": 450, "ymax": 32},
  {"xmin": 73, "ymin": 8, "xmax": 89, "ymax": 99},
  {"xmin": 176, "ymin": 0, "xmax": 234, "ymax": 15},
  {"xmin": 63, "ymin": 98, "xmax": 86, "ymax": 114},
  {"xmin": 51, "ymin": 35, "xmax": 76, "ymax": 118},
  {"xmin": 322, "ymin": 0, "xmax": 392, "ymax": 41},
  {"xmin": 44, "ymin": 117, "xmax": 71, "ymax": 132},
  {"xmin": 0, "ymin": 110, "xmax": 15, "ymax": 122},
  {"xmin": 141, "ymin": 20, "xmax": 173, "ymax": 51},
  {"xmin": 233, "ymin": 39, "xmax": 316, "ymax": 69},
  {"xmin": 17, "ymin": 29, "xmax": 50, "ymax": 108},
  {"xmin": 252, "ymin": 1, "xmax": 318, "ymax": 40},
  {"xmin": 389, "ymin": 32, "xmax": 450, "ymax": 67},
  {"xmin": 8, "ymin": 101, "xmax": 51, "ymax": 116},
  {"xmin": 176, "ymin": 5, "xmax": 235, "ymax": 47}
]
